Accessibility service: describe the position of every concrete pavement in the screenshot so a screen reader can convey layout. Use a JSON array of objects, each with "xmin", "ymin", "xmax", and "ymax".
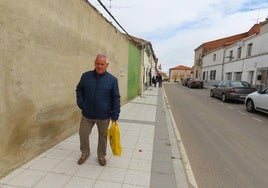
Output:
[{"xmin": 0, "ymin": 86, "xmax": 189, "ymax": 188}]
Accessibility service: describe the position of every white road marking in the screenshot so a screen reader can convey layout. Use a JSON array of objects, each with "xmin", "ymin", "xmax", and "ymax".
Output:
[
  {"xmin": 253, "ymin": 118, "xmax": 263, "ymax": 123},
  {"xmin": 227, "ymin": 106, "xmax": 234, "ymax": 110},
  {"xmin": 163, "ymin": 89, "xmax": 198, "ymax": 188},
  {"xmin": 170, "ymin": 113, "xmax": 198, "ymax": 188},
  {"xmin": 238, "ymin": 111, "xmax": 247, "ymax": 115}
]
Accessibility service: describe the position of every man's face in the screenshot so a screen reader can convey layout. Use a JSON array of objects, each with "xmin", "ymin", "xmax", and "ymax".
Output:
[{"xmin": 94, "ymin": 56, "xmax": 108, "ymax": 74}]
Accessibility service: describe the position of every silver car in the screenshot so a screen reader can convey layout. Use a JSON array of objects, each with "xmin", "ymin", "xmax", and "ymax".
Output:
[
  {"xmin": 210, "ymin": 81, "xmax": 256, "ymax": 102},
  {"xmin": 245, "ymin": 87, "xmax": 268, "ymax": 114}
]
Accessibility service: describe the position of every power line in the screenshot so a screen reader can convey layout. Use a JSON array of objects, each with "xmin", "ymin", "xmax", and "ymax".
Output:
[{"xmin": 97, "ymin": 0, "xmax": 137, "ymax": 43}]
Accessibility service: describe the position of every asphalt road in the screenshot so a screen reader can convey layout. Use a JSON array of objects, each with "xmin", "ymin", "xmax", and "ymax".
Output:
[{"xmin": 163, "ymin": 83, "xmax": 268, "ymax": 188}]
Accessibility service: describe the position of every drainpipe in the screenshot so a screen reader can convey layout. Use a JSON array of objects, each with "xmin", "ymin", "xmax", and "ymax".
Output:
[{"xmin": 221, "ymin": 47, "xmax": 226, "ymax": 81}]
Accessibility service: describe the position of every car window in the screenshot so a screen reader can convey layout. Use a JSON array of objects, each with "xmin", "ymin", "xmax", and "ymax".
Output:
[
  {"xmin": 264, "ymin": 88, "xmax": 268, "ymax": 94},
  {"xmin": 218, "ymin": 81, "xmax": 225, "ymax": 87},
  {"xmin": 230, "ymin": 81, "xmax": 251, "ymax": 88},
  {"xmin": 225, "ymin": 82, "xmax": 230, "ymax": 87},
  {"xmin": 220, "ymin": 81, "xmax": 227, "ymax": 87}
]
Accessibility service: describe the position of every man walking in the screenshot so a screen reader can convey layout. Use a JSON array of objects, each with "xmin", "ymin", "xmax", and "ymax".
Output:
[{"xmin": 76, "ymin": 54, "xmax": 121, "ymax": 166}]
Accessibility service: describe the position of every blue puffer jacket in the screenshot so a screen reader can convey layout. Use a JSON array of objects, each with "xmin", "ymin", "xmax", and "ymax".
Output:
[{"xmin": 76, "ymin": 70, "xmax": 120, "ymax": 120}]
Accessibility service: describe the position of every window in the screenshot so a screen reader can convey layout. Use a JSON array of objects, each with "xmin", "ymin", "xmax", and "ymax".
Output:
[
  {"xmin": 218, "ymin": 81, "xmax": 227, "ymax": 87},
  {"xmin": 226, "ymin": 72, "xmax": 232, "ymax": 80},
  {"xmin": 230, "ymin": 81, "xmax": 251, "ymax": 88},
  {"xmin": 213, "ymin": 54, "xmax": 216, "ymax": 61},
  {"xmin": 197, "ymin": 54, "xmax": 202, "ymax": 65},
  {"xmin": 210, "ymin": 70, "xmax": 216, "ymax": 80},
  {"xmin": 247, "ymin": 43, "xmax": 253, "ymax": 56},
  {"xmin": 234, "ymin": 72, "xmax": 242, "ymax": 81},
  {"xmin": 202, "ymin": 72, "xmax": 206, "ymax": 80},
  {"xmin": 229, "ymin": 50, "xmax": 233, "ymax": 61},
  {"xmin": 237, "ymin": 47, "xmax": 242, "ymax": 59}
]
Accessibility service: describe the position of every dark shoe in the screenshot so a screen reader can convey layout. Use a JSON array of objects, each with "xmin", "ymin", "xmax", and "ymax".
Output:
[
  {"xmin": 77, "ymin": 154, "xmax": 89, "ymax": 165},
  {"xmin": 98, "ymin": 156, "xmax": 106, "ymax": 166}
]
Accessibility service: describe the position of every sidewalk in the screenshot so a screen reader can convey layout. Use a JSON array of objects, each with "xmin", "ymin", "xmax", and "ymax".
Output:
[{"xmin": 0, "ymin": 86, "xmax": 188, "ymax": 188}]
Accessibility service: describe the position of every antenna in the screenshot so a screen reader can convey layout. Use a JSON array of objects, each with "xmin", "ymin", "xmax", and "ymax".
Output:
[
  {"xmin": 109, "ymin": 0, "xmax": 111, "ymax": 13},
  {"xmin": 257, "ymin": 9, "xmax": 260, "ymax": 23},
  {"xmin": 250, "ymin": 7, "xmax": 268, "ymax": 23}
]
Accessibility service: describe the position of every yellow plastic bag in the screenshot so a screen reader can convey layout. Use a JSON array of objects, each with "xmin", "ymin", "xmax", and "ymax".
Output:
[{"xmin": 107, "ymin": 121, "xmax": 122, "ymax": 156}]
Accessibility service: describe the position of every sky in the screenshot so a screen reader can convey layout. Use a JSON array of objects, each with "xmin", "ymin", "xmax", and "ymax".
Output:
[{"xmin": 87, "ymin": 0, "xmax": 268, "ymax": 73}]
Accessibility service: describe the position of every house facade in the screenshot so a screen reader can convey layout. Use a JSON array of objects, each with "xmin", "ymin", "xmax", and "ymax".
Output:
[
  {"xmin": 201, "ymin": 20, "xmax": 268, "ymax": 89},
  {"xmin": 133, "ymin": 37, "xmax": 157, "ymax": 92},
  {"xmin": 169, "ymin": 65, "xmax": 193, "ymax": 82}
]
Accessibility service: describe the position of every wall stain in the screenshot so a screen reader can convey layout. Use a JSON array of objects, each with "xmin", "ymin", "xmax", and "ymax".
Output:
[
  {"xmin": 4, "ymin": 97, "xmax": 36, "ymax": 155},
  {"xmin": 0, "ymin": 96, "xmax": 80, "ymax": 178}
]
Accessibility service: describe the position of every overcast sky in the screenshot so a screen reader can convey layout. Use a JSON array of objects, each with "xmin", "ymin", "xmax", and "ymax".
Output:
[{"xmin": 87, "ymin": 0, "xmax": 268, "ymax": 73}]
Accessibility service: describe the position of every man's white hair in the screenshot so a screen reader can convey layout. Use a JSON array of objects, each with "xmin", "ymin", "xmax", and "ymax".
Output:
[{"xmin": 96, "ymin": 54, "xmax": 109, "ymax": 63}]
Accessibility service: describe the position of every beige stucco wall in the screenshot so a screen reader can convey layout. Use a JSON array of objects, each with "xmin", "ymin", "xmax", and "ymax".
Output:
[
  {"xmin": 0, "ymin": 0, "xmax": 129, "ymax": 177},
  {"xmin": 169, "ymin": 69, "xmax": 192, "ymax": 82},
  {"xmin": 193, "ymin": 47, "xmax": 202, "ymax": 78}
]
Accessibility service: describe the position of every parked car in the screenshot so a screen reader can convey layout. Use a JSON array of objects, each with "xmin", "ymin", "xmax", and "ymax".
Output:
[
  {"xmin": 187, "ymin": 78, "xmax": 204, "ymax": 89},
  {"xmin": 210, "ymin": 80, "xmax": 256, "ymax": 102},
  {"xmin": 245, "ymin": 87, "xmax": 268, "ymax": 114},
  {"xmin": 182, "ymin": 77, "xmax": 191, "ymax": 86}
]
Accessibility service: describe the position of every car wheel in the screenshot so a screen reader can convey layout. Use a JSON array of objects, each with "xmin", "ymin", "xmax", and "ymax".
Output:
[
  {"xmin": 222, "ymin": 93, "xmax": 227, "ymax": 102},
  {"xmin": 246, "ymin": 99, "xmax": 255, "ymax": 113},
  {"xmin": 210, "ymin": 90, "xmax": 214, "ymax": 97}
]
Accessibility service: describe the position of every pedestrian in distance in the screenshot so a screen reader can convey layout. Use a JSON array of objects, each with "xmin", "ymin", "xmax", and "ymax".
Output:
[
  {"xmin": 157, "ymin": 73, "xmax": 162, "ymax": 87},
  {"xmin": 76, "ymin": 54, "xmax": 121, "ymax": 166},
  {"xmin": 152, "ymin": 76, "xmax": 157, "ymax": 87}
]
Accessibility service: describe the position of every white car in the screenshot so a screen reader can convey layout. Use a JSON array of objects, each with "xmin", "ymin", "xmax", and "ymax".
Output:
[{"xmin": 245, "ymin": 87, "xmax": 268, "ymax": 114}]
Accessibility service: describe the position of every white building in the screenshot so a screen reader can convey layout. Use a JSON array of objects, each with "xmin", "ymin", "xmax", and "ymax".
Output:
[{"xmin": 202, "ymin": 20, "xmax": 268, "ymax": 89}]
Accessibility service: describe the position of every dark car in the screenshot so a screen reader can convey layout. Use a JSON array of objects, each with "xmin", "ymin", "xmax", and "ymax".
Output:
[
  {"xmin": 210, "ymin": 80, "xmax": 256, "ymax": 102},
  {"xmin": 187, "ymin": 78, "xmax": 204, "ymax": 89},
  {"xmin": 182, "ymin": 77, "xmax": 191, "ymax": 86}
]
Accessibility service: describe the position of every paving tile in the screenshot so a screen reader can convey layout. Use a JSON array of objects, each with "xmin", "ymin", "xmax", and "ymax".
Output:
[
  {"xmin": 43, "ymin": 148, "xmax": 73, "ymax": 160},
  {"xmin": 107, "ymin": 156, "xmax": 131, "ymax": 168},
  {"xmin": 93, "ymin": 180, "xmax": 122, "ymax": 188},
  {"xmin": 20, "ymin": 156, "xmax": 43, "ymax": 169},
  {"xmin": 56, "ymin": 141, "xmax": 80, "ymax": 151},
  {"xmin": 129, "ymin": 159, "xmax": 152, "ymax": 172},
  {"xmin": 124, "ymin": 170, "xmax": 151, "ymax": 187},
  {"xmin": 64, "ymin": 176, "xmax": 95, "ymax": 188},
  {"xmin": 122, "ymin": 184, "xmax": 148, "ymax": 188},
  {"xmin": 33, "ymin": 173, "xmax": 71, "ymax": 188},
  {"xmin": 3, "ymin": 169, "xmax": 46, "ymax": 187},
  {"xmin": 73, "ymin": 164, "xmax": 103, "ymax": 179},
  {"xmin": 120, "ymin": 148, "xmax": 134, "ymax": 158},
  {"xmin": 28, "ymin": 158, "xmax": 61, "ymax": 172},
  {"xmin": 0, "ymin": 168, "xmax": 24, "ymax": 184},
  {"xmin": 64, "ymin": 134, "xmax": 79, "ymax": 143},
  {"xmin": 135, "ymin": 143, "xmax": 154, "ymax": 152},
  {"xmin": 64, "ymin": 150, "xmax": 81, "ymax": 162},
  {"xmin": 132, "ymin": 150, "xmax": 153, "ymax": 161},
  {"xmin": 99, "ymin": 166, "xmax": 127, "ymax": 183},
  {"xmin": 51, "ymin": 160, "xmax": 80, "ymax": 175},
  {"xmin": 0, "ymin": 184, "xmax": 21, "ymax": 188}
]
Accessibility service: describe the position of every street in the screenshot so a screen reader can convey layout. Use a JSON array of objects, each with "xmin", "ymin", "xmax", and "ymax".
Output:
[{"xmin": 164, "ymin": 83, "xmax": 268, "ymax": 188}]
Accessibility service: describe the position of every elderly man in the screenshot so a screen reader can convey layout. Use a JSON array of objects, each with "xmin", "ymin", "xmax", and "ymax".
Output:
[{"xmin": 76, "ymin": 54, "xmax": 121, "ymax": 166}]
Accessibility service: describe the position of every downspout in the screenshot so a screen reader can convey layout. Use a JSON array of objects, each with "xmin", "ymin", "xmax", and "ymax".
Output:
[{"xmin": 221, "ymin": 47, "xmax": 226, "ymax": 81}]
